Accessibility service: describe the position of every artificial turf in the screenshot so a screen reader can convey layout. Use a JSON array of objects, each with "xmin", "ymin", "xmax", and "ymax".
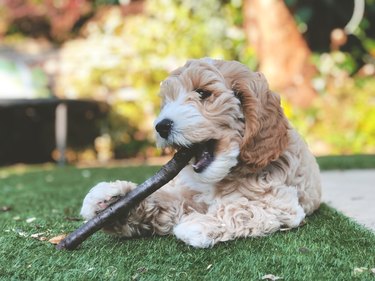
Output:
[
  {"xmin": 0, "ymin": 165, "xmax": 374, "ymax": 280},
  {"xmin": 316, "ymin": 154, "xmax": 375, "ymax": 170}
]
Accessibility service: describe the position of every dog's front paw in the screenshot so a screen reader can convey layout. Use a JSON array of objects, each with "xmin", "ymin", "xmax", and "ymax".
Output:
[
  {"xmin": 80, "ymin": 181, "xmax": 136, "ymax": 220},
  {"xmin": 173, "ymin": 220, "xmax": 219, "ymax": 248}
]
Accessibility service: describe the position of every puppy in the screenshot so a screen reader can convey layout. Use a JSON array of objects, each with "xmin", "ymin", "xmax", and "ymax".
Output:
[{"xmin": 81, "ymin": 58, "xmax": 321, "ymax": 248}]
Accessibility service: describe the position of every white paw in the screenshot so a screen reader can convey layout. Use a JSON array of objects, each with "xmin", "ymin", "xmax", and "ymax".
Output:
[
  {"xmin": 173, "ymin": 221, "xmax": 216, "ymax": 248},
  {"xmin": 80, "ymin": 181, "xmax": 136, "ymax": 220},
  {"xmin": 288, "ymin": 205, "xmax": 306, "ymax": 228}
]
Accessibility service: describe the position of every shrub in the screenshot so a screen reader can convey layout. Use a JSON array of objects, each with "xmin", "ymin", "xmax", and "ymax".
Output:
[{"xmin": 284, "ymin": 76, "xmax": 375, "ymax": 155}]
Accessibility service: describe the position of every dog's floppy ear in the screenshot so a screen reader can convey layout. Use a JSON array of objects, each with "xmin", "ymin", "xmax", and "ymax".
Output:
[{"xmin": 232, "ymin": 71, "xmax": 290, "ymax": 172}]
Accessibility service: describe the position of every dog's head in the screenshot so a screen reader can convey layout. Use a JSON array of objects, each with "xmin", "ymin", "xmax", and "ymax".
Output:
[{"xmin": 155, "ymin": 58, "xmax": 289, "ymax": 183}]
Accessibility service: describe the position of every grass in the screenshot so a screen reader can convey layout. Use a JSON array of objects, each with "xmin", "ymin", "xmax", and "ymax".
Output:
[
  {"xmin": 316, "ymin": 154, "xmax": 375, "ymax": 170},
  {"xmin": 0, "ymin": 158, "xmax": 374, "ymax": 280}
]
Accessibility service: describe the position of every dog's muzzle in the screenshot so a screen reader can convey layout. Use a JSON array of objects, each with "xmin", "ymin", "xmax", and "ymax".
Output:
[
  {"xmin": 155, "ymin": 118, "xmax": 173, "ymax": 139},
  {"xmin": 155, "ymin": 118, "xmax": 217, "ymax": 174}
]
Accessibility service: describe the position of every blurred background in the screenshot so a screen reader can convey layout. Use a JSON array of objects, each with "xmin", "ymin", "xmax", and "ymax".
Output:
[{"xmin": 0, "ymin": 0, "xmax": 374, "ymax": 166}]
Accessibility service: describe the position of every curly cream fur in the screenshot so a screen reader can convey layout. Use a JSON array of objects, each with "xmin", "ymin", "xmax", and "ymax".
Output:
[{"xmin": 81, "ymin": 58, "xmax": 321, "ymax": 248}]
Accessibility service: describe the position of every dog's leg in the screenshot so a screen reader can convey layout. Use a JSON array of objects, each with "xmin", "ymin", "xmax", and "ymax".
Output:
[
  {"xmin": 173, "ymin": 212, "xmax": 227, "ymax": 248},
  {"xmin": 80, "ymin": 180, "xmax": 188, "ymax": 237},
  {"xmin": 173, "ymin": 185, "xmax": 305, "ymax": 248},
  {"xmin": 80, "ymin": 181, "xmax": 136, "ymax": 220},
  {"xmin": 260, "ymin": 185, "xmax": 307, "ymax": 228}
]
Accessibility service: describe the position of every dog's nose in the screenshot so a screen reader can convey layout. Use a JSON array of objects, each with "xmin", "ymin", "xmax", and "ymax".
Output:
[{"xmin": 155, "ymin": 119, "xmax": 173, "ymax": 139}]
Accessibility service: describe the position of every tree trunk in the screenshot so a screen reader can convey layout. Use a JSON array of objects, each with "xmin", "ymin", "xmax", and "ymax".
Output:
[{"xmin": 243, "ymin": 0, "xmax": 317, "ymax": 107}]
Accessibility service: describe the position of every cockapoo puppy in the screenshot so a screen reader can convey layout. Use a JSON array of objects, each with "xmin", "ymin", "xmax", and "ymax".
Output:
[{"xmin": 81, "ymin": 58, "xmax": 321, "ymax": 248}]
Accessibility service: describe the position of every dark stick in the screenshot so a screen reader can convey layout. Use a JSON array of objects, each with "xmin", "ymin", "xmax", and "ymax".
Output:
[{"xmin": 56, "ymin": 147, "xmax": 195, "ymax": 250}]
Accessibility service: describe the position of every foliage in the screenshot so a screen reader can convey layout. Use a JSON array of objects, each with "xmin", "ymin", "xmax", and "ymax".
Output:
[
  {"xmin": 55, "ymin": 0, "xmax": 252, "ymax": 158},
  {"xmin": 0, "ymin": 57, "xmax": 50, "ymax": 98},
  {"xmin": 57, "ymin": 0, "xmax": 251, "ymax": 99},
  {"xmin": 283, "ymin": 70, "xmax": 375, "ymax": 155},
  {"xmin": 0, "ymin": 0, "xmax": 129, "ymax": 42},
  {"xmin": 1, "ymin": 0, "xmax": 374, "ymax": 158},
  {"xmin": 0, "ymin": 0, "xmax": 92, "ymax": 42}
]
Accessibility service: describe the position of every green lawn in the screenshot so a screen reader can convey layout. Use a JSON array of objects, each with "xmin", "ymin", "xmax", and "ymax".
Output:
[
  {"xmin": 0, "ymin": 158, "xmax": 375, "ymax": 280},
  {"xmin": 316, "ymin": 154, "xmax": 375, "ymax": 170}
]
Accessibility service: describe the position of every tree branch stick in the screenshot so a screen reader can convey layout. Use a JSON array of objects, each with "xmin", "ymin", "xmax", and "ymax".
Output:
[{"xmin": 56, "ymin": 147, "xmax": 194, "ymax": 250}]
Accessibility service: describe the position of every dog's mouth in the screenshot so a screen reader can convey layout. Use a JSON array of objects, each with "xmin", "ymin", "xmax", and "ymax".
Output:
[{"xmin": 191, "ymin": 139, "xmax": 217, "ymax": 173}]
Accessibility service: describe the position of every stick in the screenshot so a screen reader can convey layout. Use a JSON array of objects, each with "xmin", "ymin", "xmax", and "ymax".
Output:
[{"xmin": 56, "ymin": 147, "xmax": 194, "ymax": 250}]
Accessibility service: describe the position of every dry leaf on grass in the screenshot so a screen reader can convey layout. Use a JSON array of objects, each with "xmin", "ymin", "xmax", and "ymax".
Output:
[
  {"xmin": 30, "ymin": 232, "xmax": 48, "ymax": 241},
  {"xmin": 6, "ymin": 228, "xmax": 50, "ymax": 241},
  {"xmin": 5, "ymin": 228, "xmax": 27, "ymax": 237},
  {"xmin": 353, "ymin": 267, "xmax": 368, "ymax": 275},
  {"xmin": 1, "ymin": 206, "xmax": 12, "ymax": 212},
  {"xmin": 15, "ymin": 229, "xmax": 28, "ymax": 237},
  {"xmin": 26, "ymin": 217, "xmax": 36, "ymax": 223},
  {"xmin": 262, "ymin": 274, "xmax": 283, "ymax": 280},
  {"xmin": 48, "ymin": 234, "xmax": 67, "ymax": 244},
  {"xmin": 30, "ymin": 232, "xmax": 44, "ymax": 238}
]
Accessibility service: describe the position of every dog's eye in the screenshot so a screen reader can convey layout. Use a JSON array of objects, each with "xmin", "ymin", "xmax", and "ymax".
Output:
[{"xmin": 195, "ymin": 89, "xmax": 212, "ymax": 100}]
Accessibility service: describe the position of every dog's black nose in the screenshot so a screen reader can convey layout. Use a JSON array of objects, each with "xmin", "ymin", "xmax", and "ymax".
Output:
[{"xmin": 155, "ymin": 118, "xmax": 173, "ymax": 139}]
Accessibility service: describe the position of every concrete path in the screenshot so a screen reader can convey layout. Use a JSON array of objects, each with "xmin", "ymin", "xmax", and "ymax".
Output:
[{"xmin": 321, "ymin": 169, "xmax": 375, "ymax": 232}]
